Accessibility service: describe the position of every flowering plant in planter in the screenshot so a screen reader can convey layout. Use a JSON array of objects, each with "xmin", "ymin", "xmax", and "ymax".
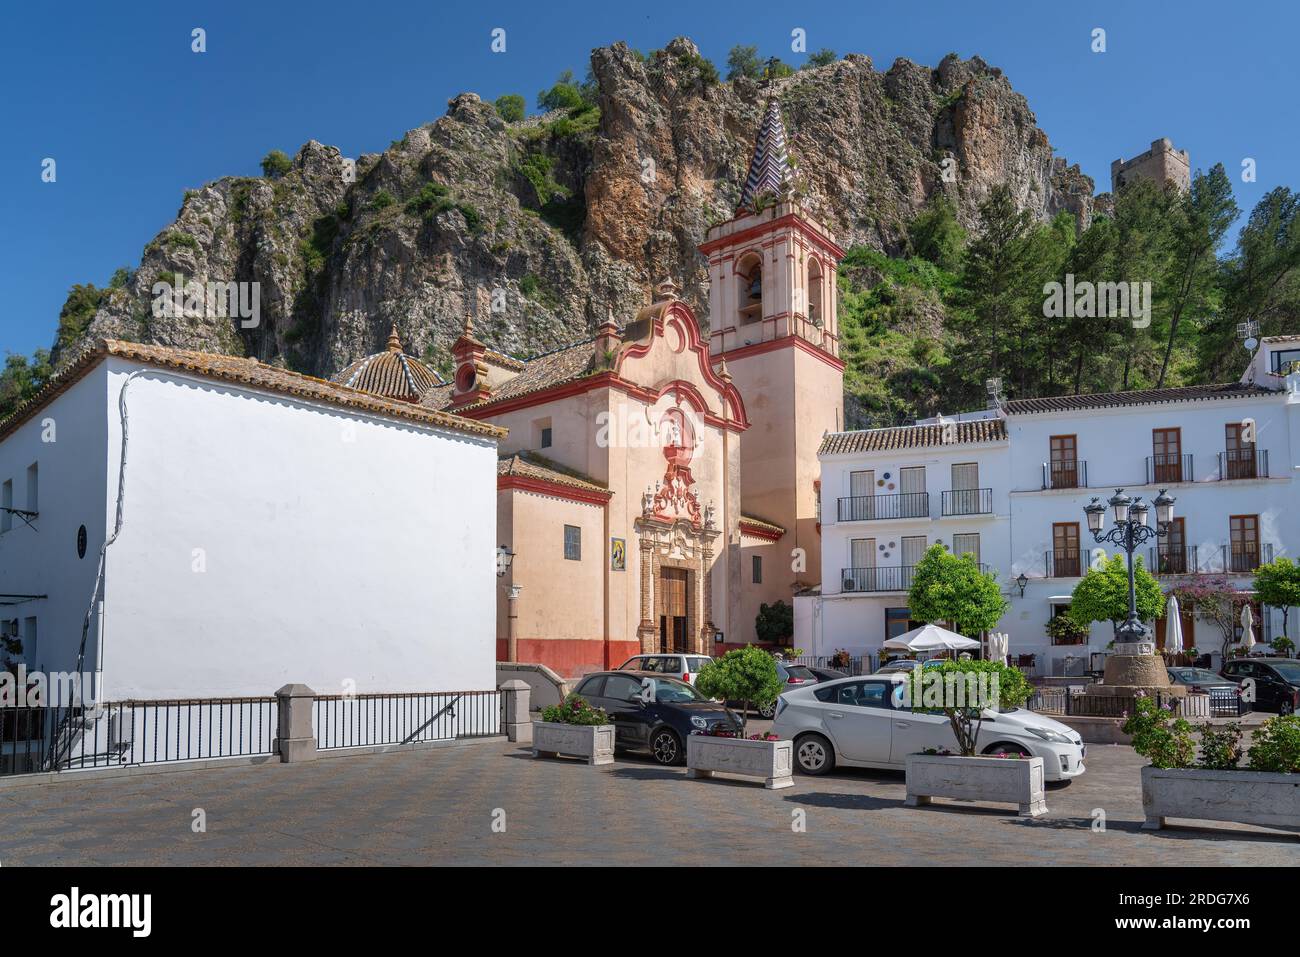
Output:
[
  {"xmin": 1121, "ymin": 694, "xmax": 1195, "ymax": 769},
  {"xmin": 831, "ymin": 649, "xmax": 851, "ymax": 668},
  {"xmin": 539, "ymin": 694, "xmax": 610, "ymax": 726},
  {"xmin": 1247, "ymin": 714, "xmax": 1300, "ymax": 773},
  {"xmin": 692, "ymin": 727, "xmax": 779, "ymax": 741}
]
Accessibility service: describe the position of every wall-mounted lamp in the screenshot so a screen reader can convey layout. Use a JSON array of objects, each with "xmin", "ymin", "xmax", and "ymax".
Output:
[
  {"xmin": 1015, "ymin": 573, "xmax": 1028, "ymax": 598},
  {"xmin": 495, "ymin": 544, "xmax": 516, "ymax": 578}
]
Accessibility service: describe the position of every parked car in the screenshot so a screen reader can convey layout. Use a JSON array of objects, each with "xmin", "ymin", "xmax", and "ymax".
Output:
[
  {"xmin": 1219, "ymin": 658, "xmax": 1300, "ymax": 715},
  {"xmin": 873, "ymin": 658, "xmax": 946, "ymax": 675},
  {"xmin": 771, "ymin": 673, "xmax": 1086, "ymax": 782},
  {"xmin": 616, "ymin": 653, "xmax": 715, "ymax": 685},
  {"xmin": 1166, "ymin": 667, "xmax": 1238, "ymax": 695},
  {"xmin": 805, "ymin": 666, "xmax": 848, "ymax": 682},
  {"xmin": 752, "ymin": 662, "xmax": 821, "ymax": 719},
  {"xmin": 570, "ymin": 671, "xmax": 742, "ymax": 765}
]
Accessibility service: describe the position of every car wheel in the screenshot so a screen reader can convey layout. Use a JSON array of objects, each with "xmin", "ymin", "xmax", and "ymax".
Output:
[
  {"xmin": 650, "ymin": 728, "xmax": 683, "ymax": 766},
  {"xmin": 1279, "ymin": 699, "xmax": 1295, "ymax": 716},
  {"xmin": 794, "ymin": 733, "xmax": 835, "ymax": 775},
  {"xmin": 757, "ymin": 700, "xmax": 778, "ymax": 719},
  {"xmin": 983, "ymin": 742, "xmax": 1032, "ymax": 758}
]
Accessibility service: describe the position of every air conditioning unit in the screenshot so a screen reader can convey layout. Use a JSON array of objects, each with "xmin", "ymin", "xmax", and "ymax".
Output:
[{"xmin": 843, "ymin": 578, "xmax": 856, "ymax": 592}]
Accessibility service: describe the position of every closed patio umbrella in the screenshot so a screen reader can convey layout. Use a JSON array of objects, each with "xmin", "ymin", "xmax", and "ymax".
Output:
[
  {"xmin": 1165, "ymin": 595, "xmax": 1183, "ymax": 655},
  {"xmin": 1240, "ymin": 604, "xmax": 1256, "ymax": 653}
]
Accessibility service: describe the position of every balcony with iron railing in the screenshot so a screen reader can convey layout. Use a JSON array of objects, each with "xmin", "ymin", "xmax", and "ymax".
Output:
[
  {"xmin": 1149, "ymin": 545, "xmax": 1199, "ymax": 575},
  {"xmin": 1041, "ymin": 459, "xmax": 1087, "ymax": 490},
  {"xmin": 1044, "ymin": 548, "xmax": 1082, "ymax": 578},
  {"xmin": 837, "ymin": 492, "xmax": 929, "ymax": 522},
  {"xmin": 1217, "ymin": 448, "xmax": 1269, "ymax": 480},
  {"xmin": 1224, "ymin": 543, "xmax": 1274, "ymax": 574},
  {"xmin": 940, "ymin": 488, "xmax": 993, "ymax": 516},
  {"xmin": 840, "ymin": 563, "xmax": 989, "ymax": 593},
  {"xmin": 1146, "ymin": 453, "xmax": 1193, "ymax": 485}
]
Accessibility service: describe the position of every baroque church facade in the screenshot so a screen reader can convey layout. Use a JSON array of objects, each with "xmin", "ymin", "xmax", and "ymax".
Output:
[{"xmin": 338, "ymin": 99, "xmax": 845, "ymax": 677}]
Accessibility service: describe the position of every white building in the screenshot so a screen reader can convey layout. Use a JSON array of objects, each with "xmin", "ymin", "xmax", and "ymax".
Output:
[
  {"xmin": 804, "ymin": 336, "xmax": 1300, "ymax": 675},
  {"xmin": 0, "ymin": 340, "xmax": 503, "ymax": 701}
]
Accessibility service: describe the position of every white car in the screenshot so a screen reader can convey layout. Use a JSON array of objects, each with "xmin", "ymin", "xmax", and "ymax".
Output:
[
  {"xmin": 771, "ymin": 674, "xmax": 1086, "ymax": 782},
  {"xmin": 617, "ymin": 654, "xmax": 715, "ymax": 685}
]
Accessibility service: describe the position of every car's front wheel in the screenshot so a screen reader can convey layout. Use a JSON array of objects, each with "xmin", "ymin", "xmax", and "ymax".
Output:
[
  {"xmin": 794, "ymin": 733, "xmax": 835, "ymax": 775},
  {"xmin": 757, "ymin": 699, "xmax": 778, "ymax": 719},
  {"xmin": 650, "ymin": 728, "xmax": 684, "ymax": 766},
  {"xmin": 983, "ymin": 742, "xmax": 1032, "ymax": 758},
  {"xmin": 1279, "ymin": 699, "xmax": 1295, "ymax": 716}
]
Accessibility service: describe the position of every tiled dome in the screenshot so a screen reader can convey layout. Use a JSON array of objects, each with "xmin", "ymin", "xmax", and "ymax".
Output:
[{"xmin": 334, "ymin": 324, "xmax": 444, "ymax": 402}]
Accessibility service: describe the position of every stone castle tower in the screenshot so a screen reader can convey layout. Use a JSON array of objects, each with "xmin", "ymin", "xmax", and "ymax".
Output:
[
  {"xmin": 1111, "ymin": 138, "xmax": 1190, "ymax": 193},
  {"xmin": 700, "ymin": 96, "xmax": 845, "ymax": 622}
]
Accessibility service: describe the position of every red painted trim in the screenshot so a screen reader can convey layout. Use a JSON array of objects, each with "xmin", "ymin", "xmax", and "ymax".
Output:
[
  {"xmin": 698, "ymin": 213, "xmax": 846, "ymax": 260},
  {"xmin": 498, "ymin": 638, "xmax": 642, "ymax": 679},
  {"xmin": 717, "ymin": 335, "xmax": 845, "ymax": 372},
  {"xmin": 497, "ymin": 474, "xmax": 612, "ymax": 506},
  {"xmin": 739, "ymin": 520, "xmax": 784, "ymax": 542}
]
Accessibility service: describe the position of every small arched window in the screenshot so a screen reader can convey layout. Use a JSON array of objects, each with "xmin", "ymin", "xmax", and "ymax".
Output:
[
  {"xmin": 808, "ymin": 259, "xmax": 824, "ymax": 327},
  {"xmin": 737, "ymin": 252, "xmax": 763, "ymax": 325}
]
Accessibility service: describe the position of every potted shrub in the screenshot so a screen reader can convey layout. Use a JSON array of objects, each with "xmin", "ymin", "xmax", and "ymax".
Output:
[
  {"xmin": 691, "ymin": 647, "xmax": 792, "ymax": 789},
  {"xmin": 531, "ymin": 694, "xmax": 615, "ymax": 766},
  {"xmin": 902, "ymin": 659, "xmax": 1045, "ymax": 817},
  {"xmin": 1125, "ymin": 695, "xmax": 1300, "ymax": 834}
]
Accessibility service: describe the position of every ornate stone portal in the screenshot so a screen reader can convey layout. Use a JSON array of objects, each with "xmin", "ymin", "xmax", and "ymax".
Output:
[{"xmin": 636, "ymin": 516, "xmax": 719, "ymax": 655}]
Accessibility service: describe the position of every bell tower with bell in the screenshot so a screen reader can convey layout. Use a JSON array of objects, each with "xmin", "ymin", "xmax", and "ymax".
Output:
[{"xmin": 699, "ymin": 94, "xmax": 845, "ymax": 609}]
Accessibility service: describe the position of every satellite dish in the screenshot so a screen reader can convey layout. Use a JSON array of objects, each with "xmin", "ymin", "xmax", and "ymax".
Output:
[{"xmin": 1244, "ymin": 337, "xmax": 1258, "ymax": 351}]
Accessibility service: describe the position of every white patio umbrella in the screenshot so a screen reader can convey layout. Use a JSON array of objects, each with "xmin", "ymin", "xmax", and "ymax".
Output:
[
  {"xmin": 883, "ymin": 623, "xmax": 981, "ymax": 654},
  {"xmin": 986, "ymin": 631, "xmax": 1008, "ymax": 665},
  {"xmin": 1240, "ymin": 604, "xmax": 1256, "ymax": 653},
  {"xmin": 1165, "ymin": 595, "xmax": 1184, "ymax": 655}
]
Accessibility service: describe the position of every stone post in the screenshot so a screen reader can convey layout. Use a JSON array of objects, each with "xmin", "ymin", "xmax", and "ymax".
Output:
[
  {"xmin": 500, "ymin": 679, "xmax": 532, "ymax": 744},
  {"xmin": 275, "ymin": 683, "xmax": 318, "ymax": 763},
  {"xmin": 507, "ymin": 584, "xmax": 522, "ymax": 663}
]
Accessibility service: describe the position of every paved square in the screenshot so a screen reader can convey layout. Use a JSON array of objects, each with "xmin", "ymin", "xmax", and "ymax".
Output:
[{"xmin": 0, "ymin": 739, "xmax": 1296, "ymax": 866}]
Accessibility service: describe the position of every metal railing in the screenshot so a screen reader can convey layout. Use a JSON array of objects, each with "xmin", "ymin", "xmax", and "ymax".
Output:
[
  {"xmin": 941, "ymin": 488, "xmax": 993, "ymax": 516},
  {"xmin": 1045, "ymin": 548, "xmax": 1082, "ymax": 578},
  {"xmin": 1042, "ymin": 460, "xmax": 1086, "ymax": 490},
  {"xmin": 837, "ymin": 492, "xmax": 929, "ymax": 522},
  {"xmin": 789, "ymin": 655, "xmax": 876, "ymax": 677},
  {"xmin": 1149, "ymin": 545, "xmax": 1199, "ymax": 575},
  {"xmin": 1218, "ymin": 448, "xmax": 1268, "ymax": 480},
  {"xmin": 1147, "ymin": 452, "xmax": 1193, "ymax": 485},
  {"xmin": 1028, "ymin": 689, "xmax": 1237, "ymax": 718},
  {"xmin": 1, "ymin": 698, "xmax": 279, "ymax": 776},
  {"xmin": 313, "ymin": 690, "xmax": 501, "ymax": 751},
  {"xmin": 1224, "ymin": 543, "xmax": 1273, "ymax": 574}
]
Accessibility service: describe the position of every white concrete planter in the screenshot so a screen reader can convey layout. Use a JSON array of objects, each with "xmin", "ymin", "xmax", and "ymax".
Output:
[
  {"xmin": 686, "ymin": 735, "xmax": 793, "ymax": 790},
  {"xmin": 531, "ymin": 722, "xmax": 614, "ymax": 766},
  {"xmin": 905, "ymin": 753, "xmax": 1047, "ymax": 817},
  {"xmin": 1141, "ymin": 765, "xmax": 1300, "ymax": 835}
]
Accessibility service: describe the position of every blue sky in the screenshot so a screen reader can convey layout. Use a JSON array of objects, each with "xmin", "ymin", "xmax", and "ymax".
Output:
[{"xmin": 1, "ymin": 0, "xmax": 1293, "ymax": 357}]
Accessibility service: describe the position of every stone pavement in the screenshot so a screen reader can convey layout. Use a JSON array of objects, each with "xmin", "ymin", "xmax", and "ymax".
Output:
[{"xmin": 0, "ymin": 737, "xmax": 1296, "ymax": 866}]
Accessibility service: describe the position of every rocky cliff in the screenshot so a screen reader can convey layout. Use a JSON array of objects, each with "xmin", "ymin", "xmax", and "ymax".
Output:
[{"xmin": 67, "ymin": 38, "xmax": 1096, "ymax": 379}]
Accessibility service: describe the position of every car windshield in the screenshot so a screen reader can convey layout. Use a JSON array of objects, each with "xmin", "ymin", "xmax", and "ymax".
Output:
[
  {"xmin": 785, "ymin": 665, "xmax": 815, "ymax": 680},
  {"xmin": 617, "ymin": 659, "xmax": 643, "ymax": 670},
  {"xmin": 1175, "ymin": 669, "xmax": 1224, "ymax": 683},
  {"xmin": 1269, "ymin": 661, "xmax": 1300, "ymax": 683},
  {"xmin": 652, "ymin": 678, "xmax": 707, "ymax": 703},
  {"xmin": 688, "ymin": 657, "xmax": 713, "ymax": 672}
]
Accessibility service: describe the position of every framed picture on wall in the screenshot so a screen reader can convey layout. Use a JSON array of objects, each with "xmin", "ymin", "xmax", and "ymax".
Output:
[{"xmin": 610, "ymin": 537, "xmax": 626, "ymax": 571}]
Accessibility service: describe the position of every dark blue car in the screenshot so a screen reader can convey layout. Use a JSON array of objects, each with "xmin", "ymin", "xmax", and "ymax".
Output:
[{"xmin": 571, "ymin": 671, "xmax": 742, "ymax": 765}]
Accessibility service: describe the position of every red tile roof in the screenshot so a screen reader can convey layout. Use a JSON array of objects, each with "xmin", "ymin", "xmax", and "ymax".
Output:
[{"xmin": 819, "ymin": 418, "xmax": 1007, "ymax": 455}]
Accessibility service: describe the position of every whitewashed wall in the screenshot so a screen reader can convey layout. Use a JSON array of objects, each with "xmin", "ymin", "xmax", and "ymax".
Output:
[
  {"xmin": 97, "ymin": 358, "xmax": 499, "ymax": 699},
  {"xmin": 0, "ymin": 364, "xmax": 110, "ymax": 679}
]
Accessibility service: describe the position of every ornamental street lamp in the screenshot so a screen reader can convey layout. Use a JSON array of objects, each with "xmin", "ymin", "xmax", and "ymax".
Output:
[{"xmin": 1084, "ymin": 488, "xmax": 1176, "ymax": 644}]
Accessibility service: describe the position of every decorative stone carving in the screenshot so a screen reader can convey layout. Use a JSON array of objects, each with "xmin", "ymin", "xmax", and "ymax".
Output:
[
  {"xmin": 904, "ymin": 753, "xmax": 1047, "ymax": 817},
  {"xmin": 686, "ymin": 735, "xmax": 793, "ymax": 789}
]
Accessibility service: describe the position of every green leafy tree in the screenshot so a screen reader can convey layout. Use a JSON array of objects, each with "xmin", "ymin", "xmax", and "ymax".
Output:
[
  {"xmin": 1247, "ymin": 715, "xmax": 1300, "ymax": 772},
  {"xmin": 1253, "ymin": 556, "xmax": 1300, "ymax": 639},
  {"xmin": 804, "ymin": 48, "xmax": 837, "ymax": 68},
  {"xmin": 1155, "ymin": 164, "xmax": 1238, "ymax": 387},
  {"xmin": 1168, "ymin": 577, "xmax": 1242, "ymax": 659},
  {"xmin": 494, "ymin": 94, "xmax": 526, "ymax": 123},
  {"xmin": 260, "ymin": 149, "xmax": 292, "ymax": 178},
  {"xmin": 536, "ymin": 70, "xmax": 593, "ymax": 112},
  {"xmin": 0, "ymin": 350, "xmax": 54, "ymax": 420},
  {"xmin": 1067, "ymin": 554, "xmax": 1164, "ymax": 637},
  {"xmin": 907, "ymin": 196, "xmax": 966, "ymax": 272},
  {"xmin": 695, "ymin": 646, "xmax": 783, "ymax": 735},
  {"xmin": 755, "ymin": 600, "xmax": 794, "ymax": 644},
  {"xmin": 903, "ymin": 659, "xmax": 1031, "ymax": 755},
  {"xmin": 726, "ymin": 45, "xmax": 763, "ymax": 80},
  {"xmin": 906, "ymin": 544, "xmax": 1008, "ymax": 637}
]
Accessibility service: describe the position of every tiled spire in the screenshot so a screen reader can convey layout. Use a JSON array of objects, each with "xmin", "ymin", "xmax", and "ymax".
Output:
[{"xmin": 738, "ymin": 96, "xmax": 791, "ymax": 211}]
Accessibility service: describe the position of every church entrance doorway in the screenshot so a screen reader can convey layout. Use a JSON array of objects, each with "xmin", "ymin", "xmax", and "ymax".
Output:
[{"xmin": 658, "ymin": 568, "xmax": 689, "ymax": 653}]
